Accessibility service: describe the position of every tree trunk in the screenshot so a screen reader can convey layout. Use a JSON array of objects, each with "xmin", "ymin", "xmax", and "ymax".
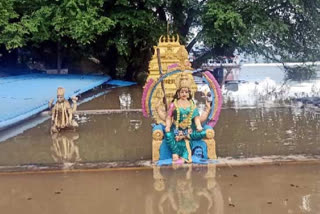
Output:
[
  {"xmin": 221, "ymin": 68, "xmax": 232, "ymax": 88},
  {"xmin": 100, "ymin": 45, "xmax": 118, "ymax": 78},
  {"xmin": 124, "ymin": 63, "xmax": 134, "ymax": 81},
  {"xmin": 57, "ymin": 41, "xmax": 62, "ymax": 74},
  {"xmin": 187, "ymin": 36, "xmax": 198, "ymax": 52},
  {"xmin": 0, "ymin": 47, "xmax": 18, "ymax": 67}
]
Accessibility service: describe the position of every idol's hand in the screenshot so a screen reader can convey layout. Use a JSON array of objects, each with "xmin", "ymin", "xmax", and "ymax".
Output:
[
  {"xmin": 205, "ymin": 99, "xmax": 211, "ymax": 109},
  {"xmin": 71, "ymin": 96, "xmax": 78, "ymax": 103},
  {"xmin": 196, "ymin": 125, "xmax": 203, "ymax": 132},
  {"xmin": 165, "ymin": 126, "xmax": 170, "ymax": 132}
]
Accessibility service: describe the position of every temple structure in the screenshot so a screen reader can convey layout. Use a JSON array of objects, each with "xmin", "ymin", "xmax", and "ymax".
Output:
[
  {"xmin": 147, "ymin": 35, "xmax": 197, "ymax": 105},
  {"xmin": 142, "ymin": 35, "xmax": 223, "ymax": 164}
]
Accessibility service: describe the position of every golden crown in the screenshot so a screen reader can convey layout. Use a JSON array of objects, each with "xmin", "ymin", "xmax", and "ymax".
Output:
[
  {"xmin": 158, "ymin": 34, "xmax": 179, "ymax": 44},
  {"xmin": 175, "ymin": 72, "xmax": 193, "ymax": 89},
  {"xmin": 57, "ymin": 87, "xmax": 65, "ymax": 96}
]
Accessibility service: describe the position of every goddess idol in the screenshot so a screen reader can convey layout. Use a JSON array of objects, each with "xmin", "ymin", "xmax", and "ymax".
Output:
[
  {"xmin": 164, "ymin": 73, "xmax": 209, "ymax": 163},
  {"xmin": 142, "ymin": 35, "xmax": 222, "ymax": 165}
]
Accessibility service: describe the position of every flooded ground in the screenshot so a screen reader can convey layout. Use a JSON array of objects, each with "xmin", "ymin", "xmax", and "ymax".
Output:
[
  {"xmin": 0, "ymin": 163, "xmax": 319, "ymax": 214},
  {"xmin": 78, "ymin": 85, "xmax": 143, "ymax": 110},
  {"xmin": 217, "ymin": 107, "xmax": 320, "ymax": 158},
  {"xmin": 0, "ymin": 112, "xmax": 152, "ymax": 166},
  {"xmin": 0, "ymin": 65, "xmax": 319, "ymax": 213},
  {"xmin": 0, "ymin": 84, "xmax": 319, "ymax": 166}
]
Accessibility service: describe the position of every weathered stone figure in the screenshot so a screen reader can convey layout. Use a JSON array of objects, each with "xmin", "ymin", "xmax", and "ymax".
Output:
[{"xmin": 49, "ymin": 87, "xmax": 78, "ymax": 134}]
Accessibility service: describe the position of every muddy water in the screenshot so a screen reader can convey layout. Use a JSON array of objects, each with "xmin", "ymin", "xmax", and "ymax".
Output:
[
  {"xmin": 216, "ymin": 107, "xmax": 320, "ymax": 157},
  {"xmin": 0, "ymin": 112, "xmax": 152, "ymax": 166},
  {"xmin": 0, "ymin": 164, "xmax": 319, "ymax": 214},
  {"xmin": 0, "ymin": 86, "xmax": 319, "ymax": 166},
  {"xmin": 78, "ymin": 85, "xmax": 143, "ymax": 110}
]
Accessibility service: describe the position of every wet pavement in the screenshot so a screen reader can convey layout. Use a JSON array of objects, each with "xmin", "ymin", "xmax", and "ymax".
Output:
[{"xmin": 0, "ymin": 163, "xmax": 319, "ymax": 214}]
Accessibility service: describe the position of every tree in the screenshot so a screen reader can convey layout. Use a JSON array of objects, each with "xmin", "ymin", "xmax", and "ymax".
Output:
[
  {"xmin": 0, "ymin": 0, "xmax": 114, "ymax": 72},
  {"xmin": 1, "ymin": 0, "xmax": 320, "ymax": 80},
  {"xmin": 97, "ymin": 0, "xmax": 166, "ymax": 80},
  {"xmin": 199, "ymin": 0, "xmax": 320, "ymax": 79}
]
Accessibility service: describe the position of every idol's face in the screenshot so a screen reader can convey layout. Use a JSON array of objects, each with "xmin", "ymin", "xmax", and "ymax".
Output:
[
  {"xmin": 179, "ymin": 88, "xmax": 190, "ymax": 100},
  {"xmin": 194, "ymin": 147, "xmax": 203, "ymax": 158},
  {"xmin": 57, "ymin": 95, "xmax": 65, "ymax": 103}
]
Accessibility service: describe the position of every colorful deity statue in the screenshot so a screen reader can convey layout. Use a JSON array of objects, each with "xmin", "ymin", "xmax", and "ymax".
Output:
[
  {"xmin": 163, "ymin": 73, "xmax": 211, "ymax": 162},
  {"xmin": 142, "ymin": 35, "xmax": 222, "ymax": 165},
  {"xmin": 49, "ymin": 87, "xmax": 78, "ymax": 134}
]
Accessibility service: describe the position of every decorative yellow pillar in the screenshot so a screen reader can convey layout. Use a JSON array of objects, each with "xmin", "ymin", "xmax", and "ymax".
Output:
[{"xmin": 147, "ymin": 35, "xmax": 197, "ymax": 124}]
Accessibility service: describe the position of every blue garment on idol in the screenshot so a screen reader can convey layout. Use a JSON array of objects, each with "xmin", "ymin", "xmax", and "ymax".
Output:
[{"xmin": 165, "ymin": 106, "xmax": 207, "ymax": 160}]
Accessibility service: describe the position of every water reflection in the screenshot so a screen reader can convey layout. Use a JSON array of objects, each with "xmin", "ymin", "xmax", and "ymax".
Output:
[
  {"xmin": 119, "ymin": 92, "xmax": 132, "ymax": 109},
  {"xmin": 0, "ymin": 164, "xmax": 319, "ymax": 213},
  {"xmin": 51, "ymin": 131, "xmax": 81, "ymax": 165},
  {"xmin": 149, "ymin": 165, "xmax": 223, "ymax": 214},
  {"xmin": 129, "ymin": 120, "xmax": 142, "ymax": 131}
]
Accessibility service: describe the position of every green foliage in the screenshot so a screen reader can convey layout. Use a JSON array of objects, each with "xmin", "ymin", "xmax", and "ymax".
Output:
[
  {"xmin": 0, "ymin": 0, "xmax": 114, "ymax": 49},
  {"xmin": 202, "ymin": 0, "xmax": 320, "ymax": 63},
  {"xmin": 107, "ymin": 7, "xmax": 162, "ymax": 56},
  {"xmin": 0, "ymin": 0, "xmax": 17, "ymax": 26},
  {"xmin": 1, "ymin": 0, "xmax": 320, "ymax": 81},
  {"xmin": 0, "ymin": 0, "xmax": 24, "ymax": 49},
  {"xmin": 197, "ymin": 0, "xmax": 320, "ymax": 80},
  {"xmin": 202, "ymin": 1, "xmax": 247, "ymax": 46},
  {"xmin": 101, "ymin": 1, "xmax": 167, "ymax": 79}
]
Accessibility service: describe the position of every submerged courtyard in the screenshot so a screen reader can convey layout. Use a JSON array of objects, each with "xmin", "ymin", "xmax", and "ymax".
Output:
[
  {"xmin": 0, "ymin": 64, "xmax": 319, "ymax": 213},
  {"xmin": 1, "ymin": 1, "xmax": 320, "ymax": 213}
]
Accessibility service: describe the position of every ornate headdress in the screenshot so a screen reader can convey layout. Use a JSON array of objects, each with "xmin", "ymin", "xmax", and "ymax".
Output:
[
  {"xmin": 57, "ymin": 87, "xmax": 65, "ymax": 96},
  {"xmin": 175, "ymin": 72, "xmax": 193, "ymax": 89}
]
